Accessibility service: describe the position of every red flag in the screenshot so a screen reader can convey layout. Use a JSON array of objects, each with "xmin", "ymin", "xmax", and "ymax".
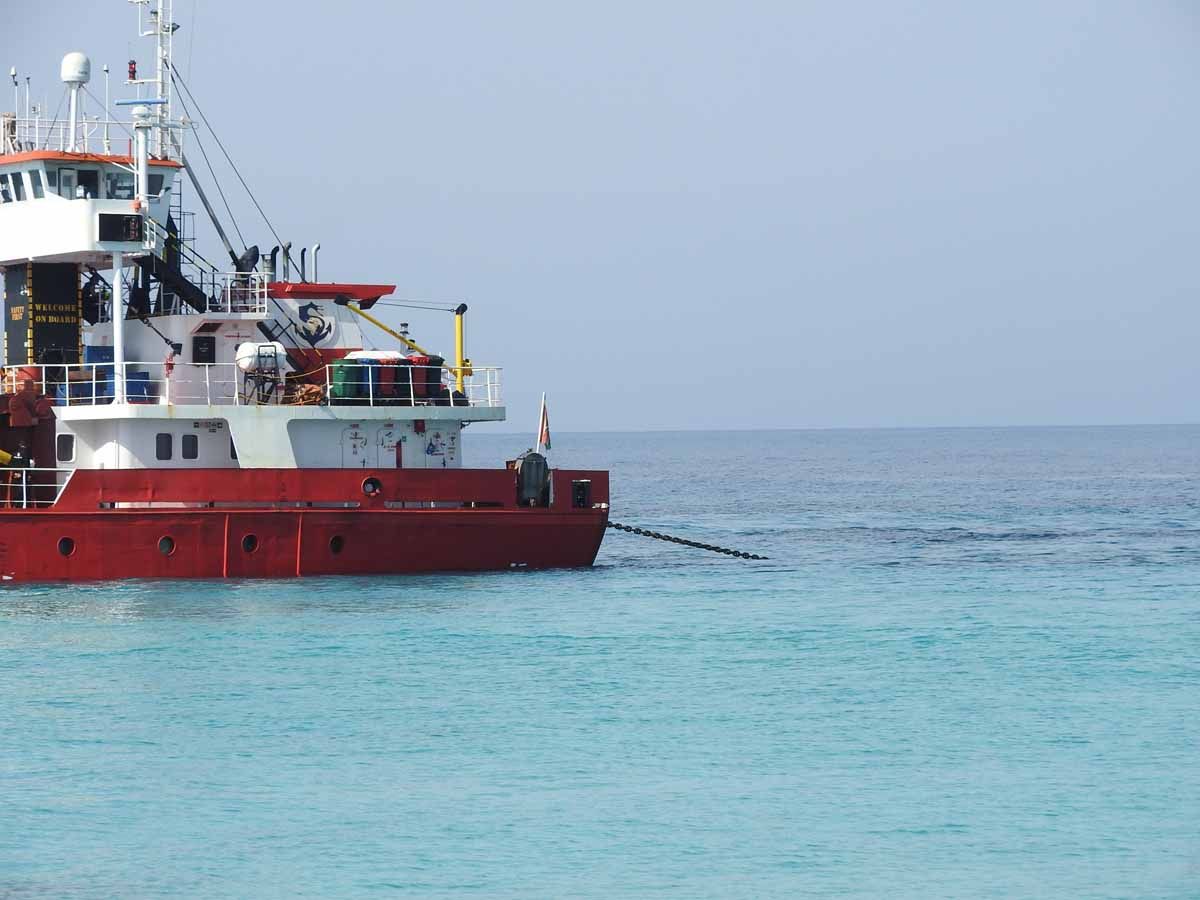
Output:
[{"xmin": 537, "ymin": 393, "xmax": 551, "ymax": 452}]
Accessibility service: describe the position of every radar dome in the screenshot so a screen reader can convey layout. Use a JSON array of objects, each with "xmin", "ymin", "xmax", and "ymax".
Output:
[{"xmin": 60, "ymin": 52, "xmax": 91, "ymax": 85}]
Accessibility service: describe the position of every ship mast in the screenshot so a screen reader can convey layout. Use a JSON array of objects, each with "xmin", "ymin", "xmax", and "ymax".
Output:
[{"xmin": 129, "ymin": 0, "xmax": 177, "ymax": 158}]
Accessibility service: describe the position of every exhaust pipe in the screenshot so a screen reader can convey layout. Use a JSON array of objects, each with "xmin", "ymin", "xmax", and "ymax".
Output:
[{"xmin": 311, "ymin": 243, "xmax": 321, "ymax": 283}]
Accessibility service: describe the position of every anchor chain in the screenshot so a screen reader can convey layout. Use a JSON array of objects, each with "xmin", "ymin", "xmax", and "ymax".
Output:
[{"xmin": 607, "ymin": 521, "xmax": 768, "ymax": 560}]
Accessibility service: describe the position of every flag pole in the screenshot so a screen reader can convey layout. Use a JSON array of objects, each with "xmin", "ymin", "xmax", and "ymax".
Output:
[{"xmin": 535, "ymin": 392, "xmax": 546, "ymax": 454}]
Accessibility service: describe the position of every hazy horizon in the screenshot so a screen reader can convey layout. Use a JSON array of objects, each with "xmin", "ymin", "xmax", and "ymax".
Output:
[{"xmin": 17, "ymin": 1, "xmax": 1200, "ymax": 431}]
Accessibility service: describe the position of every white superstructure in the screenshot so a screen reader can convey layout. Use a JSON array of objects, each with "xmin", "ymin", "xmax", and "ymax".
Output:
[{"xmin": 1, "ymin": 0, "xmax": 503, "ymax": 479}]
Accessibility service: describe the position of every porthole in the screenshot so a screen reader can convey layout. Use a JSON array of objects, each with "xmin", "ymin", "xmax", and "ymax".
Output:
[
  {"xmin": 157, "ymin": 535, "xmax": 176, "ymax": 556},
  {"xmin": 329, "ymin": 535, "xmax": 345, "ymax": 555},
  {"xmin": 57, "ymin": 537, "xmax": 76, "ymax": 557},
  {"xmin": 241, "ymin": 534, "xmax": 259, "ymax": 554},
  {"xmin": 362, "ymin": 477, "xmax": 383, "ymax": 497}
]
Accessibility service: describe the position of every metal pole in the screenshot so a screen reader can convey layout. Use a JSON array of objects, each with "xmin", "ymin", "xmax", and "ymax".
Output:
[
  {"xmin": 180, "ymin": 153, "xmax": 239, "ymax": 266},
  {"xmin": 102, "ymin": 64, "xmax": 110, "ymax": 153},
  {"xmin": 454, "ymin": 303, "xmax": 467, "ymax": 394},
  {"xmin": 66, "ymin": 85, "xmax": 79, "ymax": 152},
  {"xmin": 133, "ymin": 106, "xmax": 150, "ymax": 208},
  {"xmin": 112, "ymin": 253, "xmax": 126, "ymax": 404}
]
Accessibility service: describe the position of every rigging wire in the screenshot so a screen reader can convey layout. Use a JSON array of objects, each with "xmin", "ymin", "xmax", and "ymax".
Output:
[
  {"xmin": 372, "ymin": 300, "xmax": 462, "ymax": 313},
  {"xmin": 168, "ymin": 83, "xmax": 247, "ymax": 249},
  {"xmin": 167, "ymin": 64, "xmax": 288, "ymax": 263},
  {"xmin": 83, "ymin": 84, "xmax": 132, "ymax": 142},
  {"xmin": 38, "ymin": 86, "xmax": 67, "ymax": 151},
  {"xmin": 186, "ymin": 0, "xmax": 197, "ymax": 81}
]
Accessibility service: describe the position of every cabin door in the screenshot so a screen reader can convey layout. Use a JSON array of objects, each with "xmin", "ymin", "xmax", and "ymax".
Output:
[
  {"xmin": 57, "ymin": 168, "xmax": 76, "ymax": 199},
  {"xmin": 377, "ymin": 424, "xmax": 401, "ymax": 468},
  {"xmin": 341, "ymin": 426, "xmax": 369, "ymax": 467}
]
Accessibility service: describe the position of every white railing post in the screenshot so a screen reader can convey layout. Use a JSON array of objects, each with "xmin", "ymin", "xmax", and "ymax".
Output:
[
  {"xmin": 367, "ymin": 364, "xmax": 374, "ymax": 406},
  {"xmin": 204, "ymin": 364, "xmax": 211, "ymax": 405}
]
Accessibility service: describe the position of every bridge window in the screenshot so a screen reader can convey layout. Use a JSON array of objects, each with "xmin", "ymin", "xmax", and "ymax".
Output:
[
  {"xmin": 56, "ymin": 433, "xmax": 75, "ymax": 463},
  {"xmin": 182, "ymin": 434, "xmax": 198, "ymax": 460},
  {"xmin": 149, "ymin": 173, "xmax": 164, "ymax": 196},
  {"xmin": 155, "ymin": 432, "xmax": 173, "ymax": 460},
  {"xmin": 105, "ymin": 169, "xmax": 134, "ymax": 200},
  {"xmin": 0, "ymin": 174, "xmax": 10, "ymax": 202},
  {"xmin": 28, "ymin": 169, "xmax": 44, "ymax": 199},
  {"xmin": 230, "ymin": 437, "xmax": 238, "ymax": 460},
  {"xmin": 10, "ymin": 172, "xmax": 25, "ymax": 201}
]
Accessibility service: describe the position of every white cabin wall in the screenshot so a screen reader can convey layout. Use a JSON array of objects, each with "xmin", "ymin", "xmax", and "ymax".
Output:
[
  {"xmin": 60, "ymin": 418, "xmax": 238, "ymax": 469},
  {"xmin": 288, "ymin": 420, "xmax": 461, "ymax": 470}
]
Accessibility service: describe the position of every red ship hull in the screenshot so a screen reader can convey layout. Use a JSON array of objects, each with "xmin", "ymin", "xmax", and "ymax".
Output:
[{"xmin": 0, "ymin": 467, "xmax": 609, "ymax": 582}]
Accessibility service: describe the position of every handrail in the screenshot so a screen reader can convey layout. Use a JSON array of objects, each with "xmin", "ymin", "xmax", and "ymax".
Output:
[
  {"xmin": 0, "ymin": 467, "xmax": 74, "ymax": 510},
  {"xmin": 1, "ymin": 361, "xmax": 503, "ymax": 410},
  {"xmin": 1, "ymin": 114, "xmax": 186, "ymax": 160}
]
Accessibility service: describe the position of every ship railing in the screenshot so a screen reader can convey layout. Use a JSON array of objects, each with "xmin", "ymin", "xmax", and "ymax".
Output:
[
  {"xmin": 1, "ymin": 114, "xmax": 186, "ymax": 161},
  {"xmin": 0, "ymin": 467, "xmax": 74, "ymax": 510},
  {"xmin": 209, "ymin": 273, "xmax": 269, "ymax": 315},
  {"xmin": 320, "ymin": 362, "xmax": 504, "ymax": 409},
  {"xmin": 5, "ymin": 362, "xmax": 502, "ymax": 409}
]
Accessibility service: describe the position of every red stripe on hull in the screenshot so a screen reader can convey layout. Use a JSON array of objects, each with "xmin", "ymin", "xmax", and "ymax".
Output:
[{"xmin": 0, "ymin": 508, "xmax": 608, "ymax": 582}]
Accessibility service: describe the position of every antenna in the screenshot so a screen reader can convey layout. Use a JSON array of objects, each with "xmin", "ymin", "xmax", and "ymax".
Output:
[
  {"xmin": 60, "ymin": 52, "xmax": 91, "ymax": 153},
  {"xmin": 102, "ymin": 63, "xmax": 111, "ymax": 153},
  {"xmin": 9, "ymin": 68, "xmax": 16, "ymax": 147}
]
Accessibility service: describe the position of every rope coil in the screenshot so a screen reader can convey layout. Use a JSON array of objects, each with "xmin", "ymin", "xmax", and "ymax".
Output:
[{"xmin": 607, "ymin": 522, "xmax": 767, "ymax": 560}]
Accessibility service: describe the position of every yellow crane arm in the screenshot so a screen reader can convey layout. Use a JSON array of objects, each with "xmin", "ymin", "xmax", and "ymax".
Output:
[
  {"xmin": 343, "ymin": 302, "xmax": 431, "ymax": 356},
  {"xmin": 343, "ymin": 300, "xmax": 473, "ymax": 393}
]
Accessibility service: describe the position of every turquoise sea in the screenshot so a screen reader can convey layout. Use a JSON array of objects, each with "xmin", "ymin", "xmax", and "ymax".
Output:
[{"xmin": 2, "ymin": 427, "xmax": 1198, "ymax": 898}]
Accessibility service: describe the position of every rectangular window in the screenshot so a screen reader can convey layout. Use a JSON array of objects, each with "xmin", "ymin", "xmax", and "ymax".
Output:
[
  {"xmin": 182, "ymin": 434, "xmax": 198, "ymax": 460},
  {"xmin": 0, "ymin": 174, "xmax": 10, "ymax": 202},
  {"xmin": 10, "ymin": 172, "xmax": 25, "ymax": 201},
  {"xmin": 148, "ymin": 173, "xmax": 164, "ymax": 196},
  {"xmin": 56, "ymin": 433, "xmax": 76, "ymax": 463},
  {"xmin": 46, "ymin": 168, "xmax": 57, "ymax": 189},
  {"xmin": 155, "ymin": 432, "xmax": 173, "ymax": 460},
  {"xmin": 104, "ymin": 169, "xmax": 135, "ymax": 200},
  {"xmin": 28, "ymin": 170, "xmax": 44, "ymax": 199},
  {"xmin": 230, "ymin": 437, "xmax": 238, "ymax": 460}
]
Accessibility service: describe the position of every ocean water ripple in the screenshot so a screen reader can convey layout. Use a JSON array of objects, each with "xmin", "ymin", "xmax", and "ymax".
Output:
[{"xmin": 1, "ymin": 427, "xmax": 1199, "ymax": 898}]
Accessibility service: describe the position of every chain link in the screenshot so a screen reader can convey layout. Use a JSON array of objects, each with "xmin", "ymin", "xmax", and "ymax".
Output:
[{"xmin": 607, "ymin": 522, "xmax": 767, "ymax": 560}]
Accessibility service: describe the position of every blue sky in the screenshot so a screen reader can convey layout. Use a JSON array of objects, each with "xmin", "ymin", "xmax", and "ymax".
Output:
[{"xmin": 18, "ymin": 1, "xmax": 1200, "ymax": 430}]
